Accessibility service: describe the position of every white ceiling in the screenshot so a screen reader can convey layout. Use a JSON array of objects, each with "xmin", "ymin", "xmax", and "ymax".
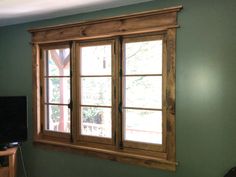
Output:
[{"xmin": 0, "ymin": 0, "xmax": 152, "ymax": 27}]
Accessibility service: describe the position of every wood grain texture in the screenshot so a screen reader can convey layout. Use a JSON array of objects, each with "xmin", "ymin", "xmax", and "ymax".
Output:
[
  {"xmin": 34, "ymin": 139, "xmax": 177, "ymax": 171},
  {"xmin": 30, "ymin": 5, "xmax": 182, "ymax": 171},
  {"xmin": 166, "ymin": 28, "xmax": 176, "ymax": 161},
  {"xmin": 29, "ymin": 6, "xmax": 182, "ymax": 43}
]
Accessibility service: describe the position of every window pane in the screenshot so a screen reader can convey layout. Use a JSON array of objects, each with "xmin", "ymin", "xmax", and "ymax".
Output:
[
  {"xmin": 124, "ymin": 40, "xmax": 162, "ymax": 74},
  {"xmin": 124, "ymin": 76, "xmax": 162, "ymax": 109},
  {"xmin": 45, "ymin": 78, "xmax": 70, "ymax": 104},
  {"xmin": 81, "ymin": 45, "xmax": 111, "ymax": 75},
  {"xmin": 81, "ymin": 77, "xmax": 111, "ymax": 106},
  {"xmin": 45, "ymin": 105, "xmax": 70, "ymax": 133},
  {"xmin": 45, "ymin": 48, "xmax": 70, "ymax": 76},
  {"xmin": 81, "ymin": 107, "xmax": 111, "ymax": 138},
  {"xmin": 124, "ymin": 109, "xmax": 162, "ymax": 144}
]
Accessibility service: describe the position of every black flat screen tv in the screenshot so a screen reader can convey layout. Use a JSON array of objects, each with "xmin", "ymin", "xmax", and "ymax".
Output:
[{"xmin": 0, "ymin": 96, "xmax": 28, "ymax": 149}]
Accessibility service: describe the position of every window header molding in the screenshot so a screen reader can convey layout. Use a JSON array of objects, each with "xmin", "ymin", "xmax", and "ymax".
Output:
[{"xmin": 29, "ymin": 5, "xmax": 182, "ymax": 43}]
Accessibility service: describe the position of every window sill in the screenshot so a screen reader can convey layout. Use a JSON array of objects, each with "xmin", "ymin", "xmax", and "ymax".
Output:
[{"xmin": 33, "ymin": 139, "xmax": 177, "ymax": 171}]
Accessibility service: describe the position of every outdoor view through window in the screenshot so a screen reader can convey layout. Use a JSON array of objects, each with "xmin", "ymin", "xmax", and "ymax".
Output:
[
  {"xmin": 44, "ymin": 47, "xmax": 71, "ymax": 133},
  {"xmin": 43, "ymin": 39, "xmax": 163, "ymax": 144},
  {"xmin": 80, "ymin": 44, "xmax": 112, "ymax": 138},
  {"xmin": 123, "ymin": 39, "xmax": 163, "ymax": 144}
]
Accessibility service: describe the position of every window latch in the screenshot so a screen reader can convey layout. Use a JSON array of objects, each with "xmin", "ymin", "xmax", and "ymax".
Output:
[
  {"xmin": 118, "ymin": 102, "xmax": 122, "ymax": 113},
  {"xmin": 68, "ymin": 100, "xmax": 73, "ymax": 110}
]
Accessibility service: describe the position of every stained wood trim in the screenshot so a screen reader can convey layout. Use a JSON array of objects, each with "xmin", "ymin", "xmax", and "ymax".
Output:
[
  {"xmin": 115, "ymin": 37, "xmax": 123, "ymax": 150},
  {"xmin": 34, "ymin": 139, "xmax": 177, "ymax": 171},
  {"xmin": 29, "ymin": 6, "xmax": 182, "ymax": 43},
  {"xmin": 166, "ymin": 28, "xmax": 176, "ymax": 161},
  {"xmin": 162, "ymin": 32, "xmax": 168, "ymax": 152},
  {"xmin": 39, "ymin": 42, "xmax": 70, "ymax": 49},
  {"xmin": 123, "ymin": 140, "xmax": 164, "ymax": 152},
  {"xmin": 71, "ymin": 41, "xmax": 77, "ymax": 143},
  {"xmin": 28, "ymin": 6, "xmax": 182, "ymax": 33},
  {"xmin": 32, "ymin": 44, "xmax": 41, "ymax": 139},
  {"xmin": 43, "ymin": 130, "xmax": 71, "ymax": 139},
  {"xmin": 31, "ymin": 5, "xmax": 182, "ymax": 171}
]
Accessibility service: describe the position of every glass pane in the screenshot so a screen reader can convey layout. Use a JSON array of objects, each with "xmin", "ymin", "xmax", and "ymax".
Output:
[
  {"xmin": 45, "ymin": 78, "xmax": 70, "ymax": 104},
  {"xmin": 81, "ymin": 77, "xmax": 111, "ymax": 106},
  {"xmin": 81, "ymin": 107, "xmax": 111, "ymax": 138},
  {"xmin": 124, "ymin": 109, "xmax": 162, "ymax": 144},
  {"xmin": 45, "ymin": 105, "xmax": 70, "ymax": 133},
  {"xmin": 125, "ymin": 40, "xmax": 162, "ymax": 74},
  {"xmin": 124, "ymin": 76, "xmax": 162, "ymax": 109},
  {"xmin": 45, "ymin": 48, "xmax": 70, "ymax": 76},
  {"xmin": 81, "ymin": 45, "xmax": 111, "ymax": 75}
]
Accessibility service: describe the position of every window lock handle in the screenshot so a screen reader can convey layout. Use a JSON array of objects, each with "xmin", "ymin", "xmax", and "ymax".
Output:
[
  {"xmin": 118, "ymin": 102, "xmax": 122, "ymax": 113},
  {"xmin": 68, "ymin": 100, "xmax": 73, "ymax": 110}
]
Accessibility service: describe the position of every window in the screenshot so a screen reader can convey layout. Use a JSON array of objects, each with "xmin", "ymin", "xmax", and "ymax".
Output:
[
  {"xmin": 122, "ymin": 36, "xmax": 165, "ymax": 151},
  {"xmin": 30, "ymin": 6, "xmax": 182, "ymax": 171},
  {"xmin": 77, "ymin": 40, "xmax": 115, "ymax": 144},
  {"xmin": 42, "ymin": 44, "xmax": 71, "ymax": 136}
]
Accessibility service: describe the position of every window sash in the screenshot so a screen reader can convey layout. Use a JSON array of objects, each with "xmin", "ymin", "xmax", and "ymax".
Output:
[
  {"xmin": 75, "ymin": 40, "xmax": 116, "ymax": 145},
  {"xmin": 121, "ymin": 35, "xmax": 167, "ymax": 152},
  {"xmin": 40, "ymin": 43, "xmax": 72, "ymax": 139}
]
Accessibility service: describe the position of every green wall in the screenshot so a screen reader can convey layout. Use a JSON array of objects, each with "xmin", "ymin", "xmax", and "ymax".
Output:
[{"xmin": 0, "ymin": 0, "xmax": 236, "ymax": 177}]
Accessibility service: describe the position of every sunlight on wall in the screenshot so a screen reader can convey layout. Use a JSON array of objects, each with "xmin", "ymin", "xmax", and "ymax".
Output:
[{"xmin": 189, "ymin": 60, "xmax": 222, "ymax": 103}]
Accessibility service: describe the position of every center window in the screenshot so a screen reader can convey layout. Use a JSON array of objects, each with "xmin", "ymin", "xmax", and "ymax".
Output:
[{"xmin": 77, "ymin": 41, "xmax": 114, "ymax": 144}]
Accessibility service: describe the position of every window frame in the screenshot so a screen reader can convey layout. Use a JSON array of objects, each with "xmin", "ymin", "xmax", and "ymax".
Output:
[
  {"xmin": 38, "ymin": 42, "xmax": 72, "ymax": 142},
  {"xmin": 121, "ymin": 34, "xmax": 167, "ymax": 152},
  {"xmin": 75, "ymin": 39, "xmax": 116, "ymax": 146},
  {"xmin": 30, "ymin": 6, "xmax": 182, "ymax": 171}
]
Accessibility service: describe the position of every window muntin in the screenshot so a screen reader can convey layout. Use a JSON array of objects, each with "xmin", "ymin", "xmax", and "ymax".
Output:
[
  {"xmin": 78, "ymin": 41, "xmax": 114, "ymax": 141},
  {"xmin": 42, "ymin": 46, "xmax": 71, "ymax": 133},
  {"xmin": 31, "ymin": 6, "xmax": 182, "ymax": 170},
  {"xmin": 122, "ymin": 36, "xmax": 164, "ymax": 146}
]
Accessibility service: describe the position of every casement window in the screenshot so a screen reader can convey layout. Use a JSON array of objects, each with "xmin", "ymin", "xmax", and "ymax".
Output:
[
  {"xmin": 77, "ymin": 40, "xmax": 115, "ymax": 145},
  {"xmin": 121, "ymin": 35, "xmax": 166, "ymax": 152},
  {"xmin": 40, "ymin": 44, "xmax": 72, "ymax": 139},
  {"xmin": 30, "ymin": 6, "xmax": 182, "ymax": 171}
]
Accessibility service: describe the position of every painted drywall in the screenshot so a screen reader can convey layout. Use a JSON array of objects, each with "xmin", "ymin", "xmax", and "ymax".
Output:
[{"xmin": 0, "ymin": 0, "xmax": 236, "ymax": 177}]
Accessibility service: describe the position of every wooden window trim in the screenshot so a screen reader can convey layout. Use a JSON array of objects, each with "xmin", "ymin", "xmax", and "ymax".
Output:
[
  {"xmin": 34, "ymin": 139, "xmax": 177, "ymax": 171},
  {"xmin": 30, "ymin": 5, "xmax": 182, "ymax": 171},
  {"xmin": 29, "ymin": 6, "xmax": 182, "ymax": 43}
]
